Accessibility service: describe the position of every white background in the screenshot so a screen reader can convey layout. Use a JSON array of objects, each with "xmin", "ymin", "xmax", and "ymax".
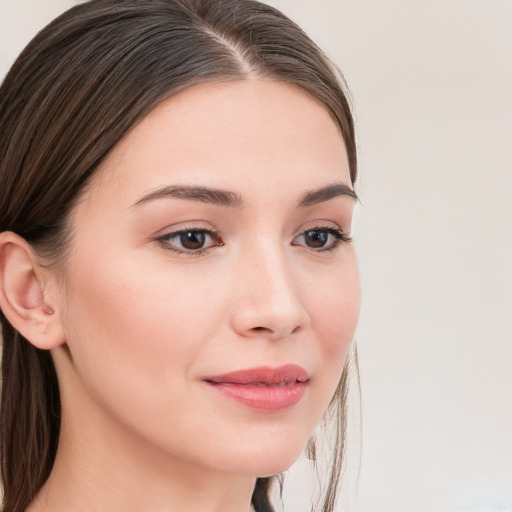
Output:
[{"xmin": 1, "ymin": 1, "xmax": 511, "ymax": 511}]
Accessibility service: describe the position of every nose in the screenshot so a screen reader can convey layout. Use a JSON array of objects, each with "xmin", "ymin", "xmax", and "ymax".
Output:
[{"xmin": 230, "ymin": 245, "xmax": 310, "ymax": 341}]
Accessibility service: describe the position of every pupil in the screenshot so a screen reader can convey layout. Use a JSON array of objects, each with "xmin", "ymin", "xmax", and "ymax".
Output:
[
  {"xmin": 180, "ymin": 231, "xmax": 205, "ymax": 250},
  {"xmin": 305, "ymin": 230, "xmax": 327, "ymax": 248}
]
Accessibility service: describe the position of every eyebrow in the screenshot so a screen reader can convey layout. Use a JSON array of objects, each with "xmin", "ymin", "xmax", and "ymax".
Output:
[
  {"xmin": 298, "ymin": 183, "xmax": 359, "ymax": 207},
  {"xmin": 132, "ymin": 182, "xmax": 358, "ymax": 209},
  {"xmin": 133, "ymin": 185, "xmax": 245, "ymax": 209}
]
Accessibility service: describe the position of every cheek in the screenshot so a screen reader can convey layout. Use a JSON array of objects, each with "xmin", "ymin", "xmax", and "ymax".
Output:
[
  {"xmin": 57, "ymin": 256, "xmax": 230, "ymax": 472},
  {"xmin": 59, "ymin": 253, "xmax": 210, "ymax": 416},
  {"xmin": 305, "ymin": 257, "xmax": 360, "ymax": 399},
  {"xmin": 64, "ymin": 247, "xmax": 218, "ymax": 346},
  {"xmin": 309, "ymin": 258, "xmax": 360, "ymax": 350},
  {"xmin": 59, "ymin": 239, "xmax": 237, "ymax": 397}
]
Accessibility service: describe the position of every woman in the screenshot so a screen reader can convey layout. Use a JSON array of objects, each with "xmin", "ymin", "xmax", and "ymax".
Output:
[{"xmin": 0, "ymin": 1, "xmax": 359, "ymax": 511}]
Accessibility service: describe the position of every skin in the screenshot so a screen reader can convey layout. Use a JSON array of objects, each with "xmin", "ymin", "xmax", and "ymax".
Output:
[{"xmin": 23, "ymin": 80, "xmax": 360, "ymax": 512}]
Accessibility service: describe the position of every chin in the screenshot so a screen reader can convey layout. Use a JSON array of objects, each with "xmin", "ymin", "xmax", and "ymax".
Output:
[{"xmin": 210, "ymin": 431, "xmax": 310, "ymax": 478}]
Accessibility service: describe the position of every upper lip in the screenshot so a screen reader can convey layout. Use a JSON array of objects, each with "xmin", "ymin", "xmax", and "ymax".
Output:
[{"xmin": 204, "ymin": 364, "xmax": 309, "ymax": 385}]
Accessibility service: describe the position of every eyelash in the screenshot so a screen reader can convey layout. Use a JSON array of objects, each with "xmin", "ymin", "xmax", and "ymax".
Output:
[{"xmin": 156, "ymin": 225, "xmax": 351, "ymax": 256}]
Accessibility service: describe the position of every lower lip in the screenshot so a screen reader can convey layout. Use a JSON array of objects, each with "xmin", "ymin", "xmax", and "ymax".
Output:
[{"xmin": 206, "ymin": 381, "xmax": 307, "ymax": 412}]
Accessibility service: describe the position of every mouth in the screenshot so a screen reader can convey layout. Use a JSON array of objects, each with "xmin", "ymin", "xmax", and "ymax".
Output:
[{"xmin": 204, "ymin": 364, "xmax": 309, "ymax": 412}]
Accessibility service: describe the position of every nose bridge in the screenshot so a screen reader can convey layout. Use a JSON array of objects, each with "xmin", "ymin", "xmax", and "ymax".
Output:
[
  {"xmin": 230, "ymin": 237, "xmax": 309, "ymax": 339},
  {"xmin": 250, "ymin": 243, "xmax": 293, "ymax": 302}
]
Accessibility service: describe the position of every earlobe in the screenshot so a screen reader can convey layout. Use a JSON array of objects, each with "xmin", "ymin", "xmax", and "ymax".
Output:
[{"xmin": 0, "ymin": 231, "xmax": 65, "ymax": 350}]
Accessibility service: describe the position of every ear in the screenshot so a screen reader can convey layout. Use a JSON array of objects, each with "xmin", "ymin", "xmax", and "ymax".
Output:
[{"xmin": 0, "ymin": 231, "xmax": 66, "ymax": 350}]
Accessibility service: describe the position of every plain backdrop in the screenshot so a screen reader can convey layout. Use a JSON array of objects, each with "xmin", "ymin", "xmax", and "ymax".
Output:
[{"xmin": 1, "ymin": 1, "xmax": 511, "ymax": 511}]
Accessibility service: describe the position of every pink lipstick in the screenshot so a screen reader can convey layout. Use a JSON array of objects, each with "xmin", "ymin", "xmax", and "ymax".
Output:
[{"xmin": 204, "ymin": 364, "xmax": 308, "ymax": 412}]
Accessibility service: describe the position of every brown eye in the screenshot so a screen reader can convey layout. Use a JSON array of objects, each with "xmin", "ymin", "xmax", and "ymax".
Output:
[
  {"xmin": 158, "ymin": 229, "xmax": 222, "ymax": 254},
  {"xmin": 292, "ymin": 227, "xmax": 350, "ymax": 251},
  {"xmin": 303, "ymin": 230, "xmax": 329, "ymax": 248},
  {"xmin": 180, "ymin": 231, "xmax": 206, "ymax": 250}
]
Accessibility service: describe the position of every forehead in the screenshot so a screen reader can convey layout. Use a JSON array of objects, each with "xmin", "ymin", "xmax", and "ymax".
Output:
[{"xmin": 86, "ymin": 79, "xmax": 351, "ymax": 205}]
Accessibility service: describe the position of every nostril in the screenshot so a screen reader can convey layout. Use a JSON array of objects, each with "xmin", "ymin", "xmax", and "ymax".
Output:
[
  {"xmin": 249, "ymin": 325, "xmax": 302, "ymax": 336},
  {"xmin": 252, "ymin": 326, "xmax": 271, "ymax": 332}
]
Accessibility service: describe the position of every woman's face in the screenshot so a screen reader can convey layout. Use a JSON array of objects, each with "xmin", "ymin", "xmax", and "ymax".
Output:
[{"xmin": 53, "ymin": 80, "xmax": 360, "ymax": 477}]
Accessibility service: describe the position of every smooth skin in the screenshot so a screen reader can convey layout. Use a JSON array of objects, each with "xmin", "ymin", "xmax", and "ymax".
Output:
[{"xmin": 0, "ymin": 80, "xmax": 360, "ymax": 512}]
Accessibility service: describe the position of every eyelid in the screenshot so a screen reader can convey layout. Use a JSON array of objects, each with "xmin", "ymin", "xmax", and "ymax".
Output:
[
  {"xmin": 294, "ymin": 219, "xmax": 339, "ymax": 233},
  {"xmin": 152, "ymin": 220, "xmax": 216, "ymax": 237},
  {"xmin": 294, "ymin": 219, "xmax": 351, "ymax": 239}
]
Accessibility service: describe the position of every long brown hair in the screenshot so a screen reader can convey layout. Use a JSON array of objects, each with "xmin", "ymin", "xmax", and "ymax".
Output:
[{"xmin": 0, "ymin": 1, "xmax": 357, "ymax": 511}]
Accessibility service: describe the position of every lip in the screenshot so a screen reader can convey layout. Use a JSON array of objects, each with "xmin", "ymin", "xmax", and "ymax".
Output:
[{"xmin": 204, "ymin": 364, "xmax": 309, "ymax": 412}]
